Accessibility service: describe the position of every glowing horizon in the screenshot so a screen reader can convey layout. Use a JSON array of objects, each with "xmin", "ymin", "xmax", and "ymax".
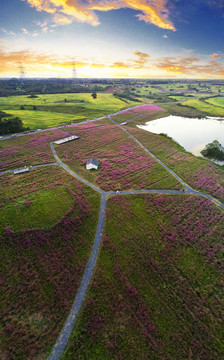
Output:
[{"xmin": 1, "ymin": 1, "xmax": 224, "ymax": 79}]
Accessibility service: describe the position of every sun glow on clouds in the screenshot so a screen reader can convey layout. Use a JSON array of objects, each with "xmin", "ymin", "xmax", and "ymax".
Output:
[
  {"xmin": 24, "ymin": 0, "xmax": 175, "ymax": 30},
  {"xmin": 1, "ymin": 43, "xmax": 224, "ymax": 78}
]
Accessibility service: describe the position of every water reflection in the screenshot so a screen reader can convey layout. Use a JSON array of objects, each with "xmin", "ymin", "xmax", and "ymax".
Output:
[{"xmin": 138, "ymin": 115, "xmax": 224, "ymax": 165}]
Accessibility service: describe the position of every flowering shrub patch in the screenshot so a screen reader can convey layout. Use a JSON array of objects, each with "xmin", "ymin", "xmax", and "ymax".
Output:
[
  {"xmin": 127, "ymin": 125, "xmax": 224, "ymax": 202},
  {"xmin": 122, "ymin": 104, "xmax": 164, "ymax": 115},
  {"xmin": 112, "ymin": 104, "xmax": 165, "ymax": 123},
  {"xmin": 63, "ymin": 194, "xmax": 224, "ymax": 360},
  {"xmin": 0, "ymin": 130, "xmax": 65, "ymax": 171},
  {"xmin": 0, "ymin": 166, "xmax": 101, "ymax": 359},
  {"xmin": 57, "ymin": 121, "xmax": 182, "ymax": 191}
]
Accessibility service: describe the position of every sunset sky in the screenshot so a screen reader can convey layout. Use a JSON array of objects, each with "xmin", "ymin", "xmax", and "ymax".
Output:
[{"xmin": 1, "ymin": 0, "xmax": 224, "ymax": 78}]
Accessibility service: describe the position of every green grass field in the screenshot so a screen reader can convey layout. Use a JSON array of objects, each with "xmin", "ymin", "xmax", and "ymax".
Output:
[
  {"xmin": 2, "ymin": 110, "xmax": 82, "ymax": 129},
  {"xmin": 63, "ymin": 194, "xmax": 224, "ymax": 360},
  {"xmin": 206, "ymin": 96, "xmax": 224, "ymax": 107},
  {"xmin": 168, "ymin": 95, "xmax": 196, "ymax": 101},
  {"xmin": 134, "ymin": 86, "xmax": 160, "ymax": 95},
  {"xmin": 182, "ymin": 99, "xmax": 224, "ymax": 116},
  {"xmin": 0, "ymin": 93, "xmax": 141, "ymax": 130}
]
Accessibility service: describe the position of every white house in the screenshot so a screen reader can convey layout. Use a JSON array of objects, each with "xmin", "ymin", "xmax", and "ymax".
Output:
[{"xmin": 86, "ymin": 158, "xmax": 99, "ymax": 170}]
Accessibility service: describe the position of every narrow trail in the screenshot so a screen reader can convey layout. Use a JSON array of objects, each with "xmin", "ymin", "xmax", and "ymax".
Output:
[
  {"xmin": 108, "ymin": 115, "xmax": 192, "ymax": 191},
  {"xmin": 48, "ymin": 194, "xmax": 107, "ymax": 360},
  {"xmin": 48, "ymin": 128, "xmax": 224, "ymax": 359}
]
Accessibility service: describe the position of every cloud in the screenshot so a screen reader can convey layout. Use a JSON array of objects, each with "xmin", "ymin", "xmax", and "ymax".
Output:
[
  {"xmin": 210, "ymin": 52, "xmax": 224, "ymax": 59},
  {"xmin": 163, "ymin": 34, "xmax": 168, "ymax": 38},
  {"xmin": 25, "ymin": 0, "xmax": 175, "ymax": 29},
  {"xmin": 156, "ymin": 55, "xmax": 224, "ymax": 77},
  {"xmin": 134, "ymin": 50, "xmax": 150, "ymax": 59},
  {"xmin": 22, "ymin": 28, "xmax": 29, "ymax": 34},
  {"xmin": 0, "ymin": 28, "xmax": 16, "ymax": 36},
  {"xmin": 109, "ymin": 51, "xmax": 150, "ymax": 70},
  {"xmin": 2, "ymin": 46, "xmax": 224, "ymax": 78},
  {"xmin": 54, "ymin": 13, "xmax": 73, "ymax": 25},
  {"xmin": 0, "ymin": 47, "xmax": 75, "ymax": 74},
  {"xmin": 0, "ymin": 47, "xmax": 108, "ymax": 75},
  {"xmin": 110, "ymin": 61, "xmax": 131, "ymax": 69},
  {"xmin": 133, "ymin": 50, "xmax": 150, "ymax": 68}
]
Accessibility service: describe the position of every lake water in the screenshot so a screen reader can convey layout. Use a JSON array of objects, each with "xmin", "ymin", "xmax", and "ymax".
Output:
[{"xmin": 138, "ymin": 115, "xmax": 224, "ymax": 165}]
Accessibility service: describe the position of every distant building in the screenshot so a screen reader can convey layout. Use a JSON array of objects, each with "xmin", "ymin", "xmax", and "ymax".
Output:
[
  {"xmin": 120, "ymin": 122, "xmax": 127, "ymax": 125},
  {"xmin": 14, "ymin": 167, "xmax": 30, "ymax": 175},
  {"xmin": 54, "ymin": 135, "xmax": 79, "ymax": 145},
  {"xmin": 86, "ymin": 158, "xmax": 99, "ymax": 170}
]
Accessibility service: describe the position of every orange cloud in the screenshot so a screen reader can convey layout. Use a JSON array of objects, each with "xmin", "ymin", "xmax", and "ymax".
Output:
[
  {"xmin": 0, "ymin": 48, "xmax": 53, "ymax": 73},
  {"xmin": 134, "ymin": 50, "xmax": 150, "ymax": 58},
  {"xmin": 25, "ymin": 0, "xmax": 175, "ymax": 29},
  {"xmin": 0, "ymin": 48, "xmax": 111, "ymax": 75},
  {"xmin": 156, "ymin": 55, "xmax": 224, "ymax": 77},
  {"xmin": 110, "ymin": 61, "xmax": 131, "ymax": 69},
  {"xmin": 210, "ymin": 52, "xmax": 224, "ymax": 59},
  {"xmin": 133, "ymin": 50, "xmax": 150, "ymax": 68}
]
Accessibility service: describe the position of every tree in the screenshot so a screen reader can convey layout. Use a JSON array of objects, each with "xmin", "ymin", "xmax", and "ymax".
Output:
[
  {"xmin": 91, "ymin": 92, "xmax": 97, "ymax": 99},
  {"xmin": 0, "ymin": 116, "xmax": 29, "ymax": 135},
  {"xmin": 201, "ymin": 140, "xmax": 224, "ymax": 161}
]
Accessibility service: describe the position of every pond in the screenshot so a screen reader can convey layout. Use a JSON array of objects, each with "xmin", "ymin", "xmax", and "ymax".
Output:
[{"xmin": 138, "ymin": 115, "xmax": 224, "ymax": 165}]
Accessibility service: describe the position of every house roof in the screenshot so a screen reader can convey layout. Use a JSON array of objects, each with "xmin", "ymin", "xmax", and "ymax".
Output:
[
  {"xmin": 54, "ymin": 135, "xmax": 79, "ymax": 145},
  {"xmin": 86, "ymin": 158, "xmax": 99, "ymax": 166},
  {"xmin": 14, "ymin": 167, "xmax": 30, "ymax": 175}
]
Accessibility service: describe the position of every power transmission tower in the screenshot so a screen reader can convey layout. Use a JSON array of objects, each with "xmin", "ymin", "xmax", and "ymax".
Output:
[
  {"xmin": 71, "ymin": 58, "xmax": 77, "ymax": 85},
  {"xmin": 17, "ymin": 62, "xmax": 25, "ymax": 83}
]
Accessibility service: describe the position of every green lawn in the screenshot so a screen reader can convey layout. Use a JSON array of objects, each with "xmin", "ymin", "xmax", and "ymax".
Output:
[
  {"xmin": 0, "ymin": 93, "xmax": 140, "ymax": 129},
  {"xmin": 0, "ymin": 182, "xmax": 73, "ymax": 234}
]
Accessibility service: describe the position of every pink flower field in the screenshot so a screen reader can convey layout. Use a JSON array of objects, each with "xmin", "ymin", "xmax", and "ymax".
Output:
[
  {"xmin": 122, "ymin": 104, "xmax": 164, "ymax": 116},
  {"xmin": 57, "ymin": 121, "xmax": 182, "ymax": 191},
  {"xmin": 127, "ymin": 125, "xmax": 224, "ymax": 203},
  {"xmin": 0, "ymin": 130, "xmax": 65, "ymax": 171},
  {"xmin": 111, "ymin": 104, "xmax": 165, "ymax": 124},
  {"xmin": 62, "ymin": 193, "xmax": 224, "ymax": 360},
  {"xmin": 0, "ymin": 166, "xmax": 100, "ymax": 359}
]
